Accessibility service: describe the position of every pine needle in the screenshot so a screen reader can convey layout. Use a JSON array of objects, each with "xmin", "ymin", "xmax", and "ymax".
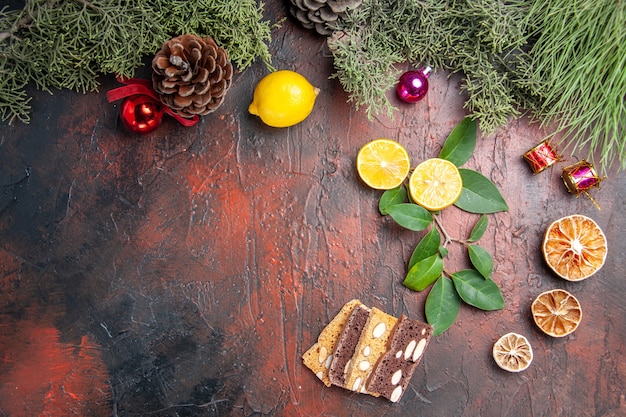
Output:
[
  {"xmin": 328, "ymin": 0, "xmax": 625, "ymax": 170},
  {"xmin": 523, "ymin": 0, "xmax": 625, "ymax": 170},
  {"xmin": 0, "ymin": 1, "xmax": 273, "ymax": 124}
]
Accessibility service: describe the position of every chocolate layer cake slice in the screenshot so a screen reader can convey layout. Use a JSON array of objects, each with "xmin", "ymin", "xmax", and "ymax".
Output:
[
  {"xmin": 302, "ymin": 299, "xmax": 363, "ymax": 387},
  {"xmin": 366, "ymin": 314, "xmax": 433, "ymax": 402},
  {"xmin": 327, "ymin": 303, "xmax": 371, "ymax": 388}
]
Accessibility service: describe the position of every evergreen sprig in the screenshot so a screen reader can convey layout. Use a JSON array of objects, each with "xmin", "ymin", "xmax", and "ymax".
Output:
[
  {"xmin": 329, "ymin": 0, "xmax": 625, "ymax": 170},
  {"xmin": 327, "ymin": 0, "xmax": 530, "ymax": 131},
  {"xmin": 0, "ymin": 0, "xmax": 273, "ymax": 124},
  {"xmin": 519, "ymin": 0, "xmax": 625, "ymax": 170}
]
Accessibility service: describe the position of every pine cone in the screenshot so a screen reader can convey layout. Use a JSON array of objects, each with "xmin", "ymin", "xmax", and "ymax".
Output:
[
  {"xmin": 152, "ymin": 34, "xmax": 233, "ymax": 118},
  {"xmin": 287, "ymin": 0, "xmax": 362, "ymax": 36}
]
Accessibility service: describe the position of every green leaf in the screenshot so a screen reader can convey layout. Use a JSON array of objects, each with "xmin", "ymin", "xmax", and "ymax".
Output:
[
  {"xmin": 379, "ymin": 185, "xmax": 407, "ymax": 215},
  {"xmin": 438, "ymin": 117, "xmax": 476, "ymax": 167},
  {"xmin": 454, "ymin": 169, "xmax": 509, "ymax": 214},
  {"xmin": 438, "ymin": 246, "xmax": 449, "ymax": 258},
  {"xmin": 386, "ymin": 203, "xmax": 433, "ymax": 231},
  {"xmin": 468, "ymin": 245, "xmax": 493, "ymax": 279},
  {"xmin": 403, "ymin": 255, "xmax": 443, "ymax": 291},
  {"xmin": 408, "ymin": 227, "xmax": 441, "ymax": 270},
  {"xmin": 425, "ymin": 276, "xmax": 461, "ymax": 336},
  {"xmin": 468, "ymin": 214, "xmax": 488, "ymax": 242},
  {"xmin": 451, "ymin": 269, "xmax": 504, "ymax": 311}
]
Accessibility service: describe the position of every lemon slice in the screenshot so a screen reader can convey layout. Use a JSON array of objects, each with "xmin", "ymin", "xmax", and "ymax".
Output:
[
  {"xmin": 492, "ymin": 332, "xmax": 533, "ymax": 372},
  {"xmin": 542, "ymin": 214, "xmax": 607, "ymax": 281},
  {"xmin": 531, "ymin": 289, "xmax": 582, "ymax": 337},
  {"xmin": 409, "ymin": 158, "xmax": 462, "ymax": 211},
  {"xmin": 356, "ymin": 139, "xmax": 411, "ymax": 190}
]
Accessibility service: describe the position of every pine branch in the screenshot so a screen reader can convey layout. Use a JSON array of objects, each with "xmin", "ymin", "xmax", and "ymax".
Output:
[
  {"xmin": 328, "ymin": 0, "xmax": 624, "ymax": 170},
  {"xmin": 0, "ymin": 0, "xmax": 274, "ymax": 124},
  {"xmin": 328, "ymin": 0, "xmax": 531, "ymax": 133}
]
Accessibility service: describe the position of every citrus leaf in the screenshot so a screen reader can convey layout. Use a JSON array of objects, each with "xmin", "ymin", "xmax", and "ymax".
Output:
[
  {"xmin": 438, "ymin": 117, "xmax": 476, "ymax": 167},
  {"xmin": 451, "ymin": 269, "xmax": 504, "ymax": 310},
  {"xmin": 403, "ymin": 255, "xmax": 443, "ymax": 291},
  {"xmin": 454, "ymin": 169, "xmax": 509, "ymax": 214},
  {"xmin": 438, "ymin": 246, "xmax": 449, "ymax": 258},
  {"xmin": 468, "ymin": 214, "xmax": 488, "ymax": 242},
  {"xmin": 425, "ymin": 276, "xmax": 461, "ymax": 336},
  {"xmin": 408, "ymin": 227, "xmax": 441, "ymax": 270},
  {"xmin": 468, "ymin": 244, "xmax": 493, "ymax": 279},
  {"xmin": 386, "ymin": 203, "xmax": 433, "ymax": 231},
  {"xmin": 379, "ymin": 185, "xmax": 407, "ymax": 215}
]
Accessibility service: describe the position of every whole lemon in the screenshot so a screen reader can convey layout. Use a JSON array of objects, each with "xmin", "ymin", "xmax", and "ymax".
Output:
[{"xmin": 248, "ymin": 70, "xmax": 319, "ymax": 128}]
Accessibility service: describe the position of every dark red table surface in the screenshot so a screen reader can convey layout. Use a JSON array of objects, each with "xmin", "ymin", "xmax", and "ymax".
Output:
[{"xmin": 1, "ymin": 4, "xmax": 625, "ymax": 417}]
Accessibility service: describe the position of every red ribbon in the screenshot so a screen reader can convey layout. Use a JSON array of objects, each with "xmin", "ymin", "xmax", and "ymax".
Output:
[{"xmin": 107, "ymin": 78, "xmax": 199, "ymax": 127}]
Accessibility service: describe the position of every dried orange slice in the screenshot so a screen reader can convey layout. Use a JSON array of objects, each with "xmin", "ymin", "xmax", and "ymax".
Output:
[
  {"xmin": 492, "ymin": 332, "xmax": 533, "ymax": 372},
  {"xmin": 531, "ymin": 289, "xmax": 582, "ymax": 337},
  {"xmin": 542, "ymin": 214, "xmax": 607, "ymax": 281},
  {"xmin": 356, "ymin": 139, "xmax": 411, "ymax": 190},
  {"xmin": 408, "ymin": 158, "xmax": 462, "ymax": 211}
]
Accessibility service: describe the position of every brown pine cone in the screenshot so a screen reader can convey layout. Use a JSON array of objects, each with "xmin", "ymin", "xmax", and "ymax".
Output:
[
  {"xmin": 287, "ymin": 0, "xmax": 362, "ymax": 36},
  {"xmin": 152, "ymin": 34, "xmax": 233, "ymax": 118}
]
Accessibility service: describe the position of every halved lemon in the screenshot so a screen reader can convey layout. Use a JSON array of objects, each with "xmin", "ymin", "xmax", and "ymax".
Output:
[
  {"xmin": 409, "ymin": 158, "xmax": 462, "ymax": 211},
  {"xmin": 356, "ymin": 139, "xmax": 411, "ymax": 190},
  {"xmin": 531, "ymin": 289, "xmax": 582, "ymax": 337},
  {"xmin": 492, "ymin": 332, "xmax": 533, "ymax": 372},
  {"xmin": 542, "ymin": 214, "xmax": 607, "ymax": 281}
]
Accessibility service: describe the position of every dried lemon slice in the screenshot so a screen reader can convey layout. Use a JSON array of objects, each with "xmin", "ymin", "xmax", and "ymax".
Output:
[
  {"xmin": 542, "ymin": 214, "xmax": 607, "ymax": 281},
  {"xmin": 408, "ymin": 158, "xmax": 462, "ymax": 211},
  {"xmin": 531, "ymin": 289, "xmax": 582, "ymax": 337},
  {"xmin": 492, "ymin": 332, "xmax": 533, "ymax": 372},
  {"xmin": 356, "ymin": 139, "xmax": 411, "ymax": 190}
]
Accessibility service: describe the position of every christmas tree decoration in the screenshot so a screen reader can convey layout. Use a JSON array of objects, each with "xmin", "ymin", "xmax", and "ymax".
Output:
[
  {"xmin": 561, "ymin": 160, "xmax": 606, "ymax": 209},
  {"xmin": 0, "ymin": 1, "xmax": 272, "ymax": 125},
  {"xmin": 522, "ymin": 139, "xmax": 562, "ymax": 174},
  {"xmin": 326, "ymin": 0, "xmax": 625, "ymax": 171},
  {"xmin": 152, "ymin": 35, "xmax": 233, "ymax": 119},
  {"xmin": 107, "ymin": 78, "xmax": 200, "ymax": 133},
  {"xmin": 286, "ymin": 0, "xmax": 363, "ymax": 36},
  {"xmin": 396, "ymin": 67, "xmax": 431, "ymax": 103},
  {"xmin": 120, "ymin": 95, "xmax": 164, "ymax": 134}
]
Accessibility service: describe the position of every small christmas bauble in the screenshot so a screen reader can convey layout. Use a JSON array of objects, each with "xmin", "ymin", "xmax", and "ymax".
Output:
[
  {"xmin": 396, "ymin": 66, "xmax": 432, "ymax": 103},
  {"xmin": 120, "ymin": 95, "xmax": 164, "ymax": 134}
]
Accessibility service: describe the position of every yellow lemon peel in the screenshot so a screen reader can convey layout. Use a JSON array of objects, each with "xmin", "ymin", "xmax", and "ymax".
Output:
[{"xmin": 249, "ymin": 70, "xmax": 319, "ymax": 128}]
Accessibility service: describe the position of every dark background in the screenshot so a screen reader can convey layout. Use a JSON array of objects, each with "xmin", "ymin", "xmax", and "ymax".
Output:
[{"xmin": 1, "ymin": 2, "xmax": 625, "ymax": 416}]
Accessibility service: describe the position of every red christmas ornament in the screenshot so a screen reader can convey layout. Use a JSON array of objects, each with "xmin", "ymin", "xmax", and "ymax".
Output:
[
  {"xmin": 522, "ymin": 139, "xmax": 562, "ymax": 174},
  {"xmin": 107, "ymin": 78, "xmax": 199, "ymax": 134},
  {"xmin": 120, "ymin": 95, "xmax": 164, "ymax": 134},
  {"xmin": 562, "ymin": 160, "xmax": 605, "ymax": 194},
  {"xmin": 561, "ymin": 160, "xmax": 606, "ymax": 210},
  {"xmin": 396, "ymin": 66, "xmax": 432, "ymax": 103}
]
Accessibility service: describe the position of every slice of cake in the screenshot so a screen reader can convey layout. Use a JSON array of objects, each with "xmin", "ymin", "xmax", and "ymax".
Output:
[
  {"xmin": 366, "ymin": 315, "xmax": 433, "ymax": 402},
  {"xmin": 327, "ymin": 303, "xmax": 371, "ymax": 387},
  {"xmin": 344, "ymin": 307, "xmax": 398, "ymax": 395},
  {"xmin": 302, "ymin": 299, "xmax": 363, "ymax": 386}
]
